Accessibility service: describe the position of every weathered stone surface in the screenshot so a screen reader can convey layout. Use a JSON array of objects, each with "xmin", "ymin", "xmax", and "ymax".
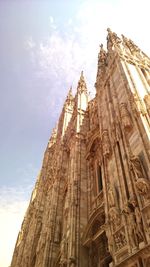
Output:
[{"xmin": 11, "ymin": 31, "xmax": 150, "ymax": 267}]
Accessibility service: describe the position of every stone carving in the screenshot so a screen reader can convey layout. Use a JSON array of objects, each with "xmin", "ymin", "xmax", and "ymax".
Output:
[
  {"xmin": 98, "ymin": 44, "xmax": 107, "ymax": 67},
  {"xmin": 102, "ymin": 129, "xmax": 111, "ymax": 157},
  {"xmin": 108, "ymin": 185, "xmax": 116, "ymax": 208},
  {"xmin": 129, "ymin": 154, "xmax": 150, "ymax": 199},
  {"xmin": 135, "ymin": 178, "xmax": 150, "ymax": 199},
  {"xmin": 144, "ymin": 94, "xmax": 150, "ymax": 116},
  {"xmin": 123, "ymin": 205, "xmax": 138, "ymax": 249},
  {"xmin": 114, "ymin": 228, "xmax": 127, "ymax": 251},
  {"xmin": 129, "ymin": 198, "xmax": 145, "ymax": 242},
  {"xmin": 120, "ymin": 103, "xmax": 132, "ymax": 130},
  {"xmin": 109, "ymin": 207, "xmax": 121, "ymax": 232},
  {"xmin": 90, "ymin": 99, "xmax": 99, "ymax": 129},
  {"xmin": 129, "ymin": 154, "xmax": 145, "ymax": 180}
]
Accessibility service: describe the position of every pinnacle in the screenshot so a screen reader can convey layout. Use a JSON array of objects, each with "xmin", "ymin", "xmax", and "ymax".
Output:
[
  {"xmin": 65, "ymin": 86, "xmax": 74, "ymax": 106},
  {"xmin": 77, "ymin": 71, "xmax": 88, "ymax": 94},
  {"xmin": 80, "ymin": 70, "xmax": 84, "ymax": 80},
  {"xmin": 68, "ymin": 86, "xmax": 73, "ymax": 99}
]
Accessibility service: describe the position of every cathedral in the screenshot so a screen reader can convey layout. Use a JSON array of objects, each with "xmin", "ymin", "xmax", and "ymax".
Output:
[{"xmin": 11, "ymin": 29, "xmax": 150, "ymax": 267}]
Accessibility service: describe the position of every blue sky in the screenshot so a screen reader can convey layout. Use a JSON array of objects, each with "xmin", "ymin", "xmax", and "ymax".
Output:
[{"xmin": 0, "ymin": 0, "xmax": 150, "ymax": 266}]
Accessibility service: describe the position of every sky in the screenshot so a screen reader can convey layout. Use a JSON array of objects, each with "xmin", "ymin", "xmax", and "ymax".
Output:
[{"xmin": 0, "ymin": 0, "xmax": 150, "ymax": 266}]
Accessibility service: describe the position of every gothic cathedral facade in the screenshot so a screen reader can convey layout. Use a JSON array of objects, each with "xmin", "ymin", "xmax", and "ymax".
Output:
[{"xmin": 11, "ymin": 29, "xmax": 150, "ymax": 267}]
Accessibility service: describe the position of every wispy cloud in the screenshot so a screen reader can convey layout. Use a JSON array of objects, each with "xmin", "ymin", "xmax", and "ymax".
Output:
[{"xmin": 25, "ymin": 0, "xmax": 150, "ymax": 119}]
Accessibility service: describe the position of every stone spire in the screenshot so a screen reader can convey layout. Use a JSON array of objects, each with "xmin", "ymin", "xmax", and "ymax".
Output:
[
  {"xmin": 77, "ymin": 71, "xmax": 88, "ymax": 94},
  {"xmin": 65, "ymin": 86, "xmax": 74, "ymax": 107}
]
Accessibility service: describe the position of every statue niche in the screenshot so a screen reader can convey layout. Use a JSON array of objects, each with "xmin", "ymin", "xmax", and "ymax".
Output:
[
  {"xmin": 102, "ymin": 130, "xmax": 111, "ymax": 157},
  {"xmin": 123, "ymin": 197, "xmax": 146, "ymax": 251},
  {"xmin": 120, "ymin": 103, "xmax": 132, "ymax": 131},
  {"xmin": 129, "ymin": 153, "xmax": 150, "ymax": 200},
  {"xmin": 129, "ymin": 197, "xmax": 146, "ymax": 243},
  {"xmin": 108, "ymin": 185, "xmax": 121, "ymax": 232}
]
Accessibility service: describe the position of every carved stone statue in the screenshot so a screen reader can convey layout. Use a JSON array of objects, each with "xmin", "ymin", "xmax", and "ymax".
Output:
[
  {"xmin": 129, "ymin": 198, "xmax": 145, "ymax": 243},
  {"xmin": 120, "ymin": 103, "xmax": 132, "ymax": 130},
  {"xmin": 108, "ymin": 185, "xmax": 116, "ymax": 208},
  {"xmin": 123, "ymin": 205, "xmax": 138, "ymax": 249},
  {"xmin": 135, "ymin": 178, "xmax": 150, "ymax": 199},
  {"xmin": 129, "ymin": 154, "xmax": 145, "ymax": 180},
  {"xmin": 98, "ymin": 44, "xmax": 107, "ymax": 67},
  {"xmin": 102, "ymin": 130, "xmax": 111, "ymax": 157},
  {"xmin": 109, "ymin": 207, "xmax": 121, "ymax": 232}
]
